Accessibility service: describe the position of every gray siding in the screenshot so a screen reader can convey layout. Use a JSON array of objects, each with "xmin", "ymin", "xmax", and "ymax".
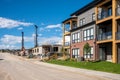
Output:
[
  {"xmin": 77, "ymin": 8, "xmax": 95, "ymax": 27},
  {"xmin": 71, "ymin": 7, "xmax": 96, "ymax": 43},
  {"xmin": 71, "ymin": 24, "xmax": 95, "ymax": 43}
]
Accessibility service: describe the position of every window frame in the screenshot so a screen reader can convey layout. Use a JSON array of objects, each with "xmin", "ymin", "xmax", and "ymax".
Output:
[
  {"xmin": 72, "ymin": 32, "xmax": 80, "ymax": 43},
  {"xmin": 79, "ymin": 18, "xmax": 85, "ymax": 26},
  {"xmin": 72, "ymin": 48, "xmax": 80, "ymax": 58},
  {"xmin": 84, "ymin": 47, "xmax": 93, "ymax": 59},
  {"xmin": 83, "ymin": 28, "xmax": 94, "ymax": 41},
  {"xmin": 92, "ymin": 13, "xmax": 95, "ymax": 21}
]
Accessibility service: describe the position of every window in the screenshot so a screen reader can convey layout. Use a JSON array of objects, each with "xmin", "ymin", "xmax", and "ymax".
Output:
[
  {"xmin": 79, "ymin": 18, "xmax": 85, "ymax": 26},
  {"xmin": 83, "ymin": 30, "xmax": 87, "ymax": 41},
  {"xmin": 72, "ymin": 32, "xmax": 80, "ymax": 43},
  {"xmin": 80, "ymin": 19, "xmax": 83, "ymax": 26},
  {"xmin": 83, "ymin": 18, "xmax": 85, "ymax": 25},
  {"xmin": 90, "ymin": 28, "xmax": 94, "ymax": 39},
  {"xmin": 32, "ymin": 50, "xmax": 34, "ymax": 53},
  {"xmin": 83, "ymin": 28, "xmax": 94, "ymax": 41},
  {"xmin": 53, "ymin": 47, "xmax": 58, "ymax": 52},
  {"xmin": 72, "ymin": 22, "xmax": 77, "ymax": 29},
  {"xmin": 37, "ymin": 48, "xmax": 39, "ymax": 53},
  {"xmin": 72, "ymin": 48, "xmax": 80, "ymax": 58},
  {"xmin": 84, "ymin": 47, "xmax": 93, "ymax": 59},
  {"xmin": 108, "ymin": 7, "xmax": 112, "ymax": 16},
  {"xmin": 92, "ymin": 13, "xmax": 95, "ymax": 21}
]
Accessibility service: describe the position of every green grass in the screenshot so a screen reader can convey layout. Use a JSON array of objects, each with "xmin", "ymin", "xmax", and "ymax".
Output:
[{"xmin": 47, "ymin": 60, "xmax": 120, "ymax": 74}]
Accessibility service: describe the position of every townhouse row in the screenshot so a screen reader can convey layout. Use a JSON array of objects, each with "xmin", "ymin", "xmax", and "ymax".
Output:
[{"xmin": 62, "ymin": 0, "xmax": 120, "ymax": 63}]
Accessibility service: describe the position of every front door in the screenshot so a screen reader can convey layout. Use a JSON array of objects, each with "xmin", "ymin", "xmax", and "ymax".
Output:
[{"xmin": 99, "ymin": 47, "xmax": 106, "ymax": 61}]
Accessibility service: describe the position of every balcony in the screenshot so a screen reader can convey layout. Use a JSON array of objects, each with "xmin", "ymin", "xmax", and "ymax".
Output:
[
  {"xmin": 116, "ymin": 32, "xmax": 120, "ymax": 40},
  {"xmin": 97, "ymin": 11, "xmax": 112, "ymax": 20},
  {"xmin": 116, "ymin": 7, "xmax": 120, "ymax": 16},
  {"xmin": 97, "ymin": 32, "xmax": 112, "ymax": 41},
  {"xmin": 64, "ymin": 42, "xmax": 70, "ymax": 47}
]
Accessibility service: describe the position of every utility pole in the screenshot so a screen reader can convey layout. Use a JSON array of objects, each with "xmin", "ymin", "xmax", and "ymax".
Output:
[
  {"xmin": 21, "ymin": 31, "xmax": 25, "ymax": 51},
  {"xmin": 34, "ymin": 25, "xmax": 38, "ymax": 47}
]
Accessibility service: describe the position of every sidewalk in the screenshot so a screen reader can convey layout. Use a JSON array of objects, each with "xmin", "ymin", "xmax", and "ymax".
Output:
[{"xmin": 33, "ymin": 61, "xmax": 120, "ymax": 80}]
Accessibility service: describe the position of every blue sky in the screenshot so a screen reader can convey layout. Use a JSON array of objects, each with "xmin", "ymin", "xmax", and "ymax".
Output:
[{"xmin": 0, "ymin": 0, "xmax": 93, "ymax": 49}]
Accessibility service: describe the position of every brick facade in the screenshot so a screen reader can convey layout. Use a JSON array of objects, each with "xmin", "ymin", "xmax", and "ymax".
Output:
[{"xmin": 71, "ymin": 40, "xmax": 97, "ymax": 60}]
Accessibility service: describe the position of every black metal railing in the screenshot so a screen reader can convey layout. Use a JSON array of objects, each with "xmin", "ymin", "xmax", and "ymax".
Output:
[
  {"xmin": 116, "ymin": 7, "xmax": 120, "ymax": 16},
  {"xmin": 97, "ymin": 32, "xmax": 112, "ymax": 41},
  {"xmin": 97, "ymin": 11, "xmax": 112, "ymax": 20},
  {"xmin": 72, "ymin": 26, "xmax": 77, "ymax": 29},
  {"xmin": 64, "ymin": 42, "xmax": 70, "ymax": 46},
  {"xmin": 116, "ymin": 32, "xmax": 120, "ymax": 40},
  {"xmin": 65, "ymin": 28, "xmax": 70, "ymax": 33}
]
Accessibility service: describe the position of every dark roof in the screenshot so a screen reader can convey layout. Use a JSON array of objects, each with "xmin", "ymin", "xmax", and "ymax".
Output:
[
  {"xmin": 70, "ymin": 0, "xmax": 102, "ymax": 16},
  {"xmin": 62, "ymin": 17, "xmax": 77, "ymax": 23}
]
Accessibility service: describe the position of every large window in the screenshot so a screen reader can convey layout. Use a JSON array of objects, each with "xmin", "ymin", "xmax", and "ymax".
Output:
[
  {"xmin": 79, "ymin": 18, "xmax": 85, "ymax": 26},
  {"xmin": 84, "ymin": 47, "xmax": 93, "ymax": 59},
  {"xmin": 72, "ymin": 32, "xmax": 80, "ymax": 43},
  {"xmin": 72, "ymin": 48, "xmax": 80, "ymax": 58},
  {"xmin": 37, "ymin": 48, "xmax": 39, "ymax": 53},
  {"xmin": 53, "ymin": 47, "xmax": 58, "ymax": 52},
  {"xmin": 83, "ymin": 28, "xmax": 94, "ymax": 41},
  {"xmin": 80, "ymin": 19, "xmax": 83, "ymax": 26}
]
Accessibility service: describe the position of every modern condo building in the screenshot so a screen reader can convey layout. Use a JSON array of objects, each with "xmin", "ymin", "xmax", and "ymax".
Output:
[
  {"xmin": 96, "ymin": 0, "xmax": 120, "ymax": 63},
  {"xmin": 62, "ymin": 0, "xmax": 120, "ymax": 63}
]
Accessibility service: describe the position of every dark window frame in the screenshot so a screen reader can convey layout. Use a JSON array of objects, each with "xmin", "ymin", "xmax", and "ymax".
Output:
[
  {"xmin": 72, "ymin": 48, "xmax": 80, "ymax": 58},
  {"xmin": 79, "ymin": 18, "xmax": 85, "ymax": 26},
  {"xmin": 92, "ymin": 13, "xmax": 95, "ymax": 21},
  {"xmin": 84, "ymin": 47, "xmax": 93, "ymax": 59},
  {"xmin": 72, "ymin": 32, "xmax": 80, "ymax": 43},
  {"xmin": 83, "ymin": 28, "xmax": 94, "ymax": 41}
]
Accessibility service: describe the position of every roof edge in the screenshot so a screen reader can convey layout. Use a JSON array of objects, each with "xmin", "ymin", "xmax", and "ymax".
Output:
[{"xmin": 70, "ymin": 0, "xmax": 101, "ymax": 16}]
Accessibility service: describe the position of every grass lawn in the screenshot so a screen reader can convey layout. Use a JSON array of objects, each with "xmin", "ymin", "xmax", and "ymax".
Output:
[{"xmin": 47, "ymin": 60, "xmax": 120, "ymax": 74}]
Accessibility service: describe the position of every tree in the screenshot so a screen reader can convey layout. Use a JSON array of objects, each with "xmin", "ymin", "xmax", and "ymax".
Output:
[{"xmin": 83, "ymin": 43, "xmax": 91, "ymax": 59}]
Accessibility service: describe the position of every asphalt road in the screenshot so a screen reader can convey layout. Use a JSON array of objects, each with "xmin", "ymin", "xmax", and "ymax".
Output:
[{"xmin": 0, "ymin": 53, "xmax": 120, "ymax": 80}]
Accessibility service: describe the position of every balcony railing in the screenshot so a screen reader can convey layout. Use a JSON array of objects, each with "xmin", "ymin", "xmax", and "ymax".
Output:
[
  {"xmin": 72, "ymin": 26, "xmax": 77, "ymax": 30},
  {"xmin": 97, "ymin": 32, "xmax": 112, "ymax": 41},
  {"xmin": 97, "ymin": 11, "xmax": 112, "ymax": 20},
  {"xmin": 64, "ymin": 42, "xmax": 70, "ymax": 46},
  {"xmin": 116, "ymin": 32, "xmax": 120, "ymax": 40},
  {"xmin": 65, "ymin": 28, "xmax": 70, "ymax": 33},
  {"xmin": 116, "ymin": 7, "xmax": 120, "ymax": 16}
]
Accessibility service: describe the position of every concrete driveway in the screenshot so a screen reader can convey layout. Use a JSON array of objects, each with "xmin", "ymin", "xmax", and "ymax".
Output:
[{"xmin": 0, "ymin": 53, "xmax": 120, "ymax": 80}]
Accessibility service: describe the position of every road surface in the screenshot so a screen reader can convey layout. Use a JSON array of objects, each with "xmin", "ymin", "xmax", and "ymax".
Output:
[{"xmin": 0, "ymin": 53, "xmax": 120, "ymax": 80}]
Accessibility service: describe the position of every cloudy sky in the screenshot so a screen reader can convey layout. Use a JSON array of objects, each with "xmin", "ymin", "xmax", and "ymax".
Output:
[{"xmin": 0, "ymin": 0, "xmax": 92, "ymax": 49}]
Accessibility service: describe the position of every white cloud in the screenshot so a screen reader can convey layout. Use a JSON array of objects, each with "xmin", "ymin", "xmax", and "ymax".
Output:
[
  {"xmin": 41, "ymin": 23, "xmax": 45, "ymax": 25},
  {"xmin": 55, "ymin": 29, "xmax": 61, "ymax": 32},
  {"xmin": 32, "ymin": 33, "xmax": 42, "ymax": 37},
  {"xmin": 38, "ymin": 36, "xmax": 62, "ymax": 45},
  {"xmin": 38, "ymin": 34, "xmax": 42, "ymax": 36},
  {"xmin": 0, "ymin": 35, "xmax": 33, "ymax": 45},
  {"xmin": 0, "ymin": 44, "xmax": 18, "ymax": 49},
  {"xmin": 39, "ymin": 27, "xmax": 44, "ymax": 31},
  {"xmin": 46, "ymin": 24, "xmax": 61, "ymax": 29},
  {"xmin": 17, "ymin": 27, "xmax": 23, "ymax": 30},
  {"xmin": 0, "ymin": 17, "xmax": 33, "ymax": 29},
  {"xmin": 0, "ymin": 34, "xmax": 34, "ymax": 49},
  {"xmin": 32, "ymin": 33, "xmax": 35, "ymax": 37},
  {"xmin": 0, "ymin": 35, "xmax": 62, "ymax": 49}
]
